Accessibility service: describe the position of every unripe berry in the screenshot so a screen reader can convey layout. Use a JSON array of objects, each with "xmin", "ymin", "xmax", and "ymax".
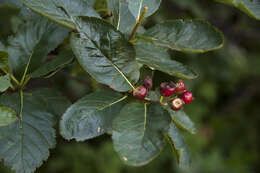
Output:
[
  {"xmin": 143, "ymin": 76, "xmax": 153, "ymax": 89},
  {"xmin": 133, "ymin": 85, "xmax": 148, "ymax": 99},
  {"xmin": 175, "ymin": 80, "xmax": 186, "ymax": 94},
  {"xmin": 160, "ymin": 82, "xmax": 176, "ymax": 97},
  {"xmin": 170, "ymin": 98, "xmax": 183, "ymax": 111},
  {"xmin": 181, "ymin": 91, "xmax": 193, "ymax": 104}
]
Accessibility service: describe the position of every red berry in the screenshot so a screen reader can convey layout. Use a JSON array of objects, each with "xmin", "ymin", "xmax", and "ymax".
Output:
[
  {"xmin": 181, "ymin": 91, "xmax": 193, "ymax": 104},
  {"xmin": 143, "ymin": 76, "xmax": 153, "ymax": 89},
  {"xmin": 170, "ymin": 98, "xmax": 183, "ymax": 111},
  {"xmin": 175, "ymin": 80, "xmax": 186, "ymax": 94},
  {"xmin": 133, "ymin": 85, "xmax": 148, "ymax": 99},
  {"xmin": 160, "ymin": 82, "xmax": 176, "ymax": 97}
]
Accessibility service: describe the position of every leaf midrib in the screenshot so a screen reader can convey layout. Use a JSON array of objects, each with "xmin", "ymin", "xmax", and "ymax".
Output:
[
  {"xmin": 78, "ymin": 26, "xmax": 134, "ymax": 90},
  {"xmin": 22, "ymin": 0, "xmax": 76, "ymax": 30},
  {"xmin": 78, "ymin": 95, "xmax": 127, "ymax": 122}
]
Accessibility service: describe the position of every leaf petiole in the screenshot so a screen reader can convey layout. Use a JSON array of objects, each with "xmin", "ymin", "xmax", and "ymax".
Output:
[{"xmin": 0, "ymin": 68, "xmax": 20, "ymax": 86}]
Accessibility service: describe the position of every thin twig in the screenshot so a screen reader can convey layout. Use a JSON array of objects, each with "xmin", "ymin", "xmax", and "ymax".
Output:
[{"xmin": 129, "ymin": 7, "xmax": 148, "ymax": 41}]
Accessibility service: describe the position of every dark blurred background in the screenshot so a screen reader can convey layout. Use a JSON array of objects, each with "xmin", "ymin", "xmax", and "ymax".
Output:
[{"xmin": 1, "ymin": 0, "xmax": 260, "ymax": 172}]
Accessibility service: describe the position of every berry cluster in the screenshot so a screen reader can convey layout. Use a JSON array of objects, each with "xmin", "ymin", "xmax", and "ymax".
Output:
[
  {"xmin": 133, "ymin": 77, "xmax": 152, "ymax": 99},
  {"xmin": 160, "ymin": 80, "xmax": 193, "ymax": 111},
  {"xmin": 133, "ymin": 78, "xmax": 193, "ymax": 111}
]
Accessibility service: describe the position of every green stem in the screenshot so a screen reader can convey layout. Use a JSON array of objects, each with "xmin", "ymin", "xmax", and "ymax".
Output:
[
  {"xmin": 21, "ymin": 76, "xmax": 31, "ymax": 89},
  {"xmin": 1, "ymin": 68, "xmax": 20, "ymax": 85},
  {"xmin": 136, "ymin": 35, "xmax": 156, "ymax": 42},
  {"xmin": 20, "ymin": 50, "xmax": 34, "ymax": 88},
  {"xmin": 96, "ymin": 8, "xmax": 109, "ymax": 13},
  {"xmin": 113, "ymin": 64, "xmax": 136, "ymax": 90},
  {"xmin": 19, "ymin": 89, "xmax": 24, "ymax": 122},
  {"xmin": 129, "ymin": 6, "xmax": 148, "ymax": 41},
  {"xmin": 9, "ymin": 82, "xmax": 15, "ymax": 91},
  {"xmin": 160, "ymin": 96, "xmax": 164, "ymax": 103}
]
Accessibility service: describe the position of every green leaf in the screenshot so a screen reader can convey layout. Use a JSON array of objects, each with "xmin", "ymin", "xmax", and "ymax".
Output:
[
  {"xmin": 138, "ymin": 66, "xmax": 154, "ymax": 84},
  {"xmin": 0, "ymin": 106, "xmax": 17, "ymax": 127},
  {"xmin": 112, "ymin": 102, "xmax": 171, "ymax": 166},
  {"xmin": 135, "ymin": 40, "xmax": 198, "ymax": 79},
  {"xmin": 70, "ymin": 17, "xmax": 140, "ymax": 92},
  {"xmin": 165, "ymin": 107, "xmax": 197, "ymax": 134},
  {"xmin": 27, "ymin": 88, "xmax": 71, "ymax": 117},
  {"xmin": 60, "ymin": 90, "xmax": 127, "ymax": 141},
  {"xmin": 22, "ymin": 0, "xmax": 99, "ymax": 29},
  {"xmin": 0, "ymin": 89, "xmax": 57, "ymax": 173},
  {"xmin": 0, "ymin": 51, "xmax": 8, "ymax": 68},
  {"xmin": 0, "ymin": 0, "xmax": 22, "ymax": 8},
  {"xmin": 143, "ymin": 19, "xmax": 224, "ymax": 53},
  {"xmin": 216, "ymin": 0, "xmax": 260, "ymax": 20},
  {"xmin": 0, "ymin": 74, "xmax": 10, "ymax": 92},
  {"xmin": 30, "ymin": 49, "xmax": 74, "ymax": 78},
  {"xmin": 7, "ymin": 15, "xmax": 70, "ymax": 79},
  {"xmin": 127, "ymin": 0, "xmax": 161, "ymax": 19},
  {"xmin": 107, "ymin": 0, "xmax": 137, "ymax": 34},
  {"xmin": 0, "ymin": 42, "xmax": 4, "ymax": 50},
  {"xmin": 146, "ymin": 90, "xmax": 161, "ymax": 102},
  {"xmin": 167, "ymin": 123, "xmax": 191, "ymax": 169}
]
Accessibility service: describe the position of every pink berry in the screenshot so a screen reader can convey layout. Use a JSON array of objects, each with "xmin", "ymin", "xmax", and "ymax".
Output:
[
  {"xmin": 175, "ymin": 80, "xmax": 186, "ymax": 94},
  {"xmin": 160, "ymin": 82, "xmax": 176, "ymax": 97},
  {"xmin": 133, "ymin": 85, "xmax": 148, "ymax": 99},
  {"xmin": 170, "ymin": 98, "xmax": 183, "ymax": 111},
  {"xmin": 143, "ymin": 76, "xmax": 153, "ymax": 89},
  {"xmin": 181, "ymin": 91, "xmax": 193, "ymax": 104}
]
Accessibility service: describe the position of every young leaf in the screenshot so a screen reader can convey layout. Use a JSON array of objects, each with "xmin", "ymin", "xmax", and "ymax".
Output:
[
  {"xmin": 70, "ymin": 17, "xmax": 140, "ymax": 92},
  {"xmin": 60, "ymin": 90, "xmax": 127, "ymax": 141},
  {"xmin": 0, "ymin": 90, "xmax": 58, "ymax": 173},
  {"xmin": 7, "ymin": 15, "xmax": 70, "ymax": 79},
  {"xmin": 166, "ymin": 123, "xmax": 191, "ymax": 169},
  {"xmin": 112, "ymin": 102, "xmax": 171, "ymax": 166},
  {"xmin": 0, "ymin": 51, "xmax": 8, "ymax": 68},
  {"xmin": 0, "ymin": 74, "xmax": 10, "ymax": 92},
  {"xmin": 22, "ymin": 0, "xmax": 99, "ymax": 29},
  {"xmin": 216, "ymin": 0, "xmax": 260, "ymax": 20},
  {"xmin": 165, "ymin": 107, "xmax": 197, "ymax": 134},
  {"xmin": 30, "ymin": 49, "xmax": 75, "ymax": 78},
  {"xmin": 107, "ymin": 0, "xmax": 137, "ymax": 34},
  {"xmin": 127, "ymin": 0, "xmax": 161, "ymax": 19},
  {"xmin": 135, "ymin": 40, "xmax": 198, "ymax": 79},
  {"xmin": 0, "ymin": 106, "xmax": 17, "ymax": 127},
  {"xmin": 142, "ymin": 19, "xmax": 224, "ymax": 53}
]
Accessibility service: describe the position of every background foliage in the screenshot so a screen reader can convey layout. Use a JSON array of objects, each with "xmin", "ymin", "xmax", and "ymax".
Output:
[{"xmin": 0, "ymin": 0, "xmax": 260, "ymax": 172}]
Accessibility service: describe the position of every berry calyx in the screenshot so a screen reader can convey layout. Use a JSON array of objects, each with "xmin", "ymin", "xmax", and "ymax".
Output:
[
  {"xmin": 143, "ymin": 76, "xmax": 153, "ymax": 89},
  {"xmin": 170, "ymin": 98, "xmax": 183, "ymax": 111},
  {"xmin": 160, "ymin": 82, "xmax": 176, "ymax": 97},
  {"xmin": 181, "ymin": 91, "xmax": 193, "ymax": 104},
  {"xmin": 133, "ymin": 85, "xmax": 148, "ymax": 99},
  {"xmin": 175, "ymin": 80, "xmax": 186, "ymax": 94}
]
